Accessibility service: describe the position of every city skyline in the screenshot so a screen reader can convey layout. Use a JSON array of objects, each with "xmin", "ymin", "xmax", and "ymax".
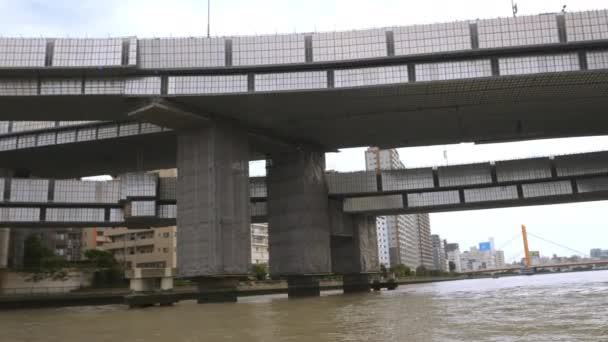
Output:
[{"xmin": 3, "ymin": 0, "xmax": 608, "ymax": 262}]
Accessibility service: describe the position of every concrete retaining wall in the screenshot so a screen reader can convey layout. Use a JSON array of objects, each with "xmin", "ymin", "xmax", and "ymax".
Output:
[{"xmin": 0, "ymin": 270, "xmax": 92, "ymax": 295}]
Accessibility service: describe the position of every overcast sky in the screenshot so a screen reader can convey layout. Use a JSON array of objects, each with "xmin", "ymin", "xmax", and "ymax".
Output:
[{"xmin": 2, "ymin": 0, "xmax": 608, "ymax": 261}]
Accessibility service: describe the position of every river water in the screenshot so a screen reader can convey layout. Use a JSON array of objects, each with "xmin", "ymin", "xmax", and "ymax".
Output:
[{"xmin": 1, "ymin": 271, "xmax": 607, "ymax": 342}]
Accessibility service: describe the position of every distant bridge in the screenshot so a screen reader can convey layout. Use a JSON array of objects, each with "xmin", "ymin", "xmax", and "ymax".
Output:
[{"xmin": 466, "ymin": 260, "xmax": 608, "ymax": 274}]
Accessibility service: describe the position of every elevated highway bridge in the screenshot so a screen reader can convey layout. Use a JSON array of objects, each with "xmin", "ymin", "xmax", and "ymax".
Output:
[
  {"xmin": 1, "ymin": 150, "xmax": 608, "ymax": 227},
  {"xmin": 2, "ymin": 9, "xmax": 608, "ymax": 299},
  {"xmin": 1, "ymin": 11, "xmax": 608, "ymax": 151}
]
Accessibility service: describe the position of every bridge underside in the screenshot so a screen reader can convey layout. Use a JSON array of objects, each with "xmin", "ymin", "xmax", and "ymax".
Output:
[
  {"xmin": 0, "ymin": 128, "xmax": 299, "ymax": 178},
  {"xmin": 0, "ymin": 132, "xmax": 177, "ymax": 178},
  {"xmin": 3, "ymin": 72, "xmax": 608, "ymax": 151}
]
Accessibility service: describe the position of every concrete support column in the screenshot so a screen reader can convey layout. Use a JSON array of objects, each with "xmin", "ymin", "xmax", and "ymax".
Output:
[
  {"xmin": 176, "ymin": 123, "xmax": 250, "ymax": 302},
  {"xmin": 124, "ymin": 268, "xmax": 177, "ymax": 308},
  {"xmin": 267, "ymin": 149, "xmax": 331, "ymax": 298},
  {"xmin": 197, "ymin": 277, "xmax": 239, "ymax": 303},
  {"xmin": 0, "ymin": 228, "xmax": 9, "ymax": 269},
  {"xmin": 342, "ymin": 273, "xmax": 373, "ymax": 293},
  {"xmin": 287, "ymin": 276, "xmax": 320, "ymax": 298},
  {"xmin": 330, "ymin": 201, "xmax": 379, "ymax": 293},
  {"xmin": 0, "ymin": 169, "xmax": 12, "ymax": 269}
]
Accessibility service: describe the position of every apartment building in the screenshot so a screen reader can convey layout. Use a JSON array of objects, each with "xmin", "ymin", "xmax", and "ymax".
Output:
[{"xmin": 102, "ymin": 227, "xmax": 177, "ymax": 269}]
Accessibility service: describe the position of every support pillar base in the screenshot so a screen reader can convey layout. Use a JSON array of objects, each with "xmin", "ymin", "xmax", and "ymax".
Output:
[
  {"xmin": 287, "ymin": 276, "xmax": 320, "ymax": 298},
  {"xmin": 197, "ymin": 278, "xmax": 239, "ymax": 304},
  {"xmin": 342, "ymin": 274, "xmax": 372, "ymax": 294}
]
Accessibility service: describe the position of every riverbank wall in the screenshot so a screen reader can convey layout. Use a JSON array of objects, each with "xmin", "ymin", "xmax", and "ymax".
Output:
[{"xmin": 0, "ymin": 276, "xmax": 466, "ymax": 310}]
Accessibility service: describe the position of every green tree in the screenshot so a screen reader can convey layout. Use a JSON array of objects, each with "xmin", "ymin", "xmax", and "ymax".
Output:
[
  {"xmin": 23, "ymin": 234, "xmax": 54, "ymax": 269},
  {"xmin": 84, "ymin": 250, "xmax": 125, "ymax": 288},
  {"xmin": 380, "ymin": 264, "xmax": 388, "ymax": 278},
  {"xmin": 429, "ymin": 269, "xmax": 442, "ymax": 277},
  {"xmin": 449, "ymin": 261, "xmax": 456, "ymax": 272},
  {"xmin": 40, "ymin": 255, "xmax": 67, "ymax": 270},
  {"xmin": 415, "ymin": 265, "xmax": 428, "ymax": 277},
  {"xmin": 390, "ymin": 264, "xmax": 411, "ymax": 278},
  {"xmin": 251, "ymin": 263, "xmax": 268, "ymax": 281},
  {"xmin": 84, "ymin": 250, "xmax": 118, "ymax": 269}
]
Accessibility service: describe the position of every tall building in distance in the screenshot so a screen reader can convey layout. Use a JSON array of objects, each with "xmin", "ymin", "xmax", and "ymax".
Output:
[
  {"xmin": 444, "ymin": 241, "xmax": 462, "ymax": 272},
  {"xmin": 376, "ymin": 217, "xmax": 390, "ymax": 267},
  {"xmin": 416, "ymin": 214, "xmax": 434, "ymax": 269},
  {"xmin": 365, "ymin": 147, "xmax": 433, "ymax": 270},
  {"xmin": 251, "ymin": 223, "xmax": 269, "ymax": 265},
  {"xmin": 431, "ymin": 234, "xmax": 448, "ymax": 272},
  {"xmin": 365, "ymin": 147, "xmax": 404, "ymax": 172},
  {"xmin": 495, "ymin": 250, "xmax": 505, "ymax": 268},
  {"xmin": 590, "ymin": 248, "xmax": 608, "ymax": 259}
]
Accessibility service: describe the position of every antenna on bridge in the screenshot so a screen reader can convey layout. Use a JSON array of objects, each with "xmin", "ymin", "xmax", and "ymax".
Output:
[
  {"xmin": 511, "ymin": 0, "xmax": 518, "ymax": 17},
  {"xmin": 207, "ymin": 0, "xmax": 211, "ymax": 38},
  {"xmin": 561, "ymin": 5, "xmax": 567, "ymax": 13}
]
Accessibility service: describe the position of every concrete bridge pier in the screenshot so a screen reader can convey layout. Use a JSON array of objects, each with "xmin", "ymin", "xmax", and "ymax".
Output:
[
  {"xmin": 176, "ymin": 123, "xmax": 251, "ymax": 303},
  {"xmin": 267, "ymin": 150, "xmax": 332, "ymax": 298},
  {"xmin": 330, "ymin": 201, "xmax": 380, "ymax": 293},
  {"xmin": 196, "ymin": 277, "xmax": 240, "ymax": 303},
  {"xmin": 0, "ymin": 228, "xmax": 9, "ymax": 269},
  {"xmin": 124, "ymin": 268, "xmax": 177, "ymax": 308},
  {"xmin": 0, "ymin": 169, "xmax": 13, "ymax": 269}
]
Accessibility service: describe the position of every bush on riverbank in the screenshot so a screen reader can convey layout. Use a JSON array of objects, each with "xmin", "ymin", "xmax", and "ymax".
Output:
[
  {"xmin": 251, "ymin": 263, "xmax": 268, "ymax": 280},
  {"xmin": 18, "ymin": 239, "xmax": 126, "ymax": 287},
  {"xmin": 390, "ymin": 264, "xmax": 411, "ymax": 277},
  {"xmin": 91, "ymin": 268, "xmax": 126, "ymax": 288}
]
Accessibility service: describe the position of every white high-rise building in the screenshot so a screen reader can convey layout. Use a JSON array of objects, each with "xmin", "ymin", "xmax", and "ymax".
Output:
[
  {"xmin": 495, "ymin": 250, "xmax": 505, "ymax": 268},
  {"xmin": 365, "ymin": 148, "xmax": 404, "ymax": 172},
  {"xmin": 251, "ymin": 223, "xmax": 269, "ymax": 265},
  {"xmin": 447, "ymin": 249, "xmax": 462, "ymax": 273},
  {"xmin": 431, "ymin": 234, "xmax": 448, "ymax": 271},
  {"xmin": 445, "ymin": 242, "xmax": 462, "ymax": 272},
  {"xmin": 376, "ymin": 217, "xmax": 390, "ymax": 267},
  {"xmin": 400, "ymin": 215, "xmax": 420, "ymax": 267},
  {"xmin": 365, "ymin": 147, "xmax": 433, "ymax": 270},
  {"xmin": 416, "ymin": 214, "xmax": 434, "ymax": 269}
]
